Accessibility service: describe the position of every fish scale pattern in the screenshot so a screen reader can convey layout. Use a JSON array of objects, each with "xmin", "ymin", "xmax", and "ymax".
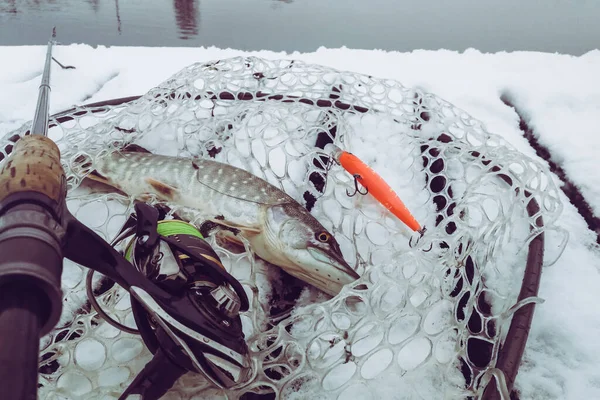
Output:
[{"xmin": 0, "ymin": 57, "xmax": 565, "ymax": 399}]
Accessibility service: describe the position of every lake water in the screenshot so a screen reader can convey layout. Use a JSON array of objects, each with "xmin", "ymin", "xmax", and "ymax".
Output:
[{"xmin": 0, "ymin": 0, "xmax": 598, "ymax": 55}]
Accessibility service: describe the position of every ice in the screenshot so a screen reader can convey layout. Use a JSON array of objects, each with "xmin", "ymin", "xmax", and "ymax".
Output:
[
  {"xmin": 352, "ymin": 324, "xmax": 384, "ymax": 357},
  {"xmin": 57, "ymin": 372, "xmax": 93, "ymax": 396},
  {"xmin": 322, "ymin": 362, "xmax": 356, "ymax": 390},
  {"xmin": 362, "ymin": 349, "xmax": 393, "ymax": 379},
  {"xmin": 111, "ymin": 338, "xmax": 144, "ymax": 363},
  {"xmin": 75, "ymin": 339, "xmax": 106, "ymax": 371},
  {"xmin": 423, "ymin": 300, "xmax": 454, "ymax": 335},
  {"xmin": 434, "ymin": 330, "xmax": 459, "ymax": 364},
  {"xmin": 389, "ymin": 314, "xmax": 420, "ymax": 345},
  {"xmin": 268, "ymin": 147, "xmax": 287, "ymax": 177},
  {"xmin": 397, "ymin": 337, "xmax": 432, "ymax": 370},
  {"xmin": 98, "ymin": 367, "xmax": 130, "ymax": 387},
  {"xmin": 1, "ymin": 45, "xmax": 599, "ymax": 399}
]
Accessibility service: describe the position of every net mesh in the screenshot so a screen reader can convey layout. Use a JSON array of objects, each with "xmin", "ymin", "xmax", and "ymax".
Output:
[{"xmin": 0, "ymin": 57, "xmax": 565, "ymax": 400}]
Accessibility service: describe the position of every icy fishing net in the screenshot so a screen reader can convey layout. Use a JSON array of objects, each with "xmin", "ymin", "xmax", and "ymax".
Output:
[{"xmin": 0, "ymin": 57, "xmax": 565, "ymax": 400}]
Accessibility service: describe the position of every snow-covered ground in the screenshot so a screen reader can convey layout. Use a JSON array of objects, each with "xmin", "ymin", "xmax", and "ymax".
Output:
[{"xmin": 1, "ymin": 45, "xmax": 600, "ymax": 399}]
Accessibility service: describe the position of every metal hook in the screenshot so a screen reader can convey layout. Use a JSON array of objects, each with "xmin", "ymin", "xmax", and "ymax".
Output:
[
  {"xmin": 346, "ymin": 174, "xmax": 368, "ymax": 197},
  {"xmin": 325, "ymin": 155, "xmax": 336, "ymax": 171},
  {"xmin": 409, "ymin": 227, "xmax": 431, "ymax": 251}
]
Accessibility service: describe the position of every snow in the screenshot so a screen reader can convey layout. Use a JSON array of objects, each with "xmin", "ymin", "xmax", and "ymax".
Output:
[{"xmin": 1, "ymin": 44, "xmax": 600, "ymax": 400}]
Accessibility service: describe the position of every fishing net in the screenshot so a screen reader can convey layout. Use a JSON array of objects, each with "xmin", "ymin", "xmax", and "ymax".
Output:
[{"xmin": 0, "ymin": 57, "xmax": 566, "ymax": 400}]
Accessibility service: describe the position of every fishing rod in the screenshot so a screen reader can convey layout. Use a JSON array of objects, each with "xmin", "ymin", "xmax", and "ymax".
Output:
[
  {"xmin": 0, "ymin": 31, "xmax": 252, "ymax": 400},
  {"xmin": 0, "ymin": 29, "xmax": 67, "ymax": 400}
]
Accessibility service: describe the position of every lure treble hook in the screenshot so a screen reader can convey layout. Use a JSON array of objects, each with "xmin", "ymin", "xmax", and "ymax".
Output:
[{"xmin": 346, "ymin": 174, "xmax": 369, "ymax": 197}]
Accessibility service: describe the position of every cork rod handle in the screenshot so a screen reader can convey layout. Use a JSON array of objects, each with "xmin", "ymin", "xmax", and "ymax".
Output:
[{"xmin": 0, "ymin": 135, "xmax": 65, "ymax": 203}]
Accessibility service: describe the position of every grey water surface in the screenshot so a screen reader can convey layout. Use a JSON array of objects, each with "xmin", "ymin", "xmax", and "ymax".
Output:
[{"xmin": 0, "ymin": 0, "xmax": 598, "ymax": 54}]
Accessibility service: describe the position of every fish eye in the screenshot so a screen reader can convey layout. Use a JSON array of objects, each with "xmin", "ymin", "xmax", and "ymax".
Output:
[{"xmin": 316, "ymin": 232, "xmax": 331, "ymax": 243}]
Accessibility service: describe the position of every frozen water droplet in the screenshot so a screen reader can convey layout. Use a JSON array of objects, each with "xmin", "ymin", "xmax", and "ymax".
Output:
[
  {"xmin": 79, "ymin": 115, "xmax": 100, "ymax": 130},
  {"xmin": 389, "ymin": 314, "xmax": 420, "ymax": 345},
  {"xmin": 334, "ymin": 185, "xmax": 355, "ymax": 210},
  {"xmin": 423, "ymin": 300, "xmax": 453, "ymax": 335},
  {"xmin": 263, "ymin": 168, "xmax": 280, "ymax": 188},
  {"xmin": 370, "ymin": 248, "xmax": 394, "ymax": 265},
  {"xmin": 287, "ymin": 159, "xmax": 307, "ymax": 186},
  {"xmin": 338, "ymin": 383, "xmax": 373, "ymax": 400},
  {"xmin": 356, "ymin": 237, "xmax": 371, "ymax": 261},
  {"xmin": 268, "ymin": 147, "xmax": 287, "ymax": 178},
  {"xmin": 98, "ymin": 366, "xmax": 130, "ymax": 386},
  {"xmin": 466, "ymin": 205, "xmax": 484, "ymax": 228},
  {"xmin": 193, "ymin": 78, "xmax": 205, "ymax": 90},
  {"xmin": 307, "ymin": 340, "xmax": 322, "ymax": 362},
  {"xmin": 371, "ymin": 84, "xmax": 386, "ymax": 95},
  {"xmin": 251, "ymin": 139, "xmax": 267, "ymax": 167},
  {"xmin": 397, "ymin": 337, "xmax": 431, "ymax": 370},
  {"xmin": 283, "ymin": 342, "xmax": 304, "ymax": 370},
  {"xmin": 483, "ymin": 198, "xmax": 502, "ymax": 224},
  {"xmin": 434, "ymin": 330, "xmax": 458, "ymax": 364},
  {"xmin": 107, "ymin": 214, "xmax": 128, "ymax": 237},
  {"xmin": 331, "ymin": 313, "xmax": 352, "ymax": 330},
  {"xmin": 366, "ymin": 222, "xmax": 390, "ymax": 246},
  {"xmin": 288, "ymin": 313, "xmax": 319, "ymax": 338},
  {"xmin": 96, "ymin": 320, "xmax": 120, "ymax": 339},
  {"xmin": 76, "ymin": 201, "xmax": 109, "ymax": 228},
  {"xmin": 376, "ymin": 285, "xmax": 406, "ymax": 316},
  {"xmin": 48, "ymin": 125, "xmax": 65, "ymax": 142},
  {"xmin": 336, "ymin": 235, "xmax": 356, "ymax": 267},
  {"xmin": 446, "ymin": 158, "xmax": 465, "ymax": 180},
  {"xmin": 57, "ymin": 372, "xmax": 93, "ymax": 396},
  {"xmin": 138, "ymin": 113, "xmax": 153, "ymax": 131},
  {"xmin": 410, "ymin": 287, "xmax": 430, "ymax": 307},
  {"xmin": 284, "ymin": 139, "xmax": 306, "ymax": 157},
  {"xmin": 308, "ymin": 333, "xmax": 345, "ymax": 369},
  {"xmin": 240, "ymin": 315, "xmax": 254, "ymax": 339},
  {"xmin": 388, "ymin": 88, "xmax": 404, "ymax": 103},
  {"xmin": 361, "ymin": 348, "xmax": 393, "ymax": 379},
  {"xmin": 352, "ymin": 325, "xmax": 384, "ymax": 357},
  {"xmin": 323, "ymin": 199, "xmax": 343, "ymax": 226},
  {"xmin": 75, "ymin": 339, "xmax": 106, "ymax": 371},
  {"xmin": 322, "ymin": 362, "xmax": 356, "ymax": 391},
  {"xmin": 115, "ymin": 292, "xmax": 132, "ymax": 311},
  {"xmin": 112, "ymin": 338, "xmax": 144, "ymax": 363},
  {"xmin": 62, "ymin": 259, "xmax": 83, "ymax": 290}
]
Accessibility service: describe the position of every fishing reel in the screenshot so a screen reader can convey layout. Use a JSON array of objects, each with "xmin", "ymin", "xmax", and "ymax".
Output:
[{"xmin": 87, "ymin": 203, "xmax": 252, "ymax": 400}]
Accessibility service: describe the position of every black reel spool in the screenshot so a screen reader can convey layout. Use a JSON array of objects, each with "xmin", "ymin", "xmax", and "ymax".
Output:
[{"xmin": 91, "ymin": 203, "xmax": 252, "ymax": 400}]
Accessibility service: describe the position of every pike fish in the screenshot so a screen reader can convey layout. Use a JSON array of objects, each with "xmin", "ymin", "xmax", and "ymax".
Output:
[{"xmin": 91, "ymin": 147, "xmax": 360, "ymax": 295}]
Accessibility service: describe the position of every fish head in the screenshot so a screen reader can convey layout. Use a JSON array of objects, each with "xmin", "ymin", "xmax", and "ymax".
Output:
[{"xmin": 265, "ymin": 203, "xmax": 360, "ymax": 295}]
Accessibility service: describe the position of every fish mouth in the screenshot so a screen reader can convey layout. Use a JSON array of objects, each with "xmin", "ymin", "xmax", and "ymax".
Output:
[{"xmin": 307, "ymin": 247, "xmax": 360, "ymax": 280}]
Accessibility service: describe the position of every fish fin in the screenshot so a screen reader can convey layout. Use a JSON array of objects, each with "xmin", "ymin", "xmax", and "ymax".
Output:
[
  {"xmin": 146, "ymin": 177, "xmax": 180, "ymax": 200},
  {"xmin": 86, "ymin": 170, "xmax": 110, "ymax": 184},
  {"xmin": 208, "ymin": 218, "xmax": 262, "ymax": 235},
  {"xmin": 84, "ymin": 170, "xmax": 127, "ymax": 194},
  {"xmin": 218, "ymin": 230, "xmax": 244, "ymax": 245},
  {"xmin": 123, "ymin": 143, "xmax": 152, "ymax": 153},
  {"xmin": 215, "ymin": 231, "xmax": 248, "ymax": 254}
]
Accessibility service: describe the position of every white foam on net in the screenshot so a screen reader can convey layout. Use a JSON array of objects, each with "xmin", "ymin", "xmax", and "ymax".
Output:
[{"xmin": 0, "ymin": 57, "xmax": 566, "ymax": 400}]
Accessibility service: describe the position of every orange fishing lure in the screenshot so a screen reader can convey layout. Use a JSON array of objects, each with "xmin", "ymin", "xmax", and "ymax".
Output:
[{"xmin": 326, "ymin": 144, "xmax": 421, "ymax": 232}]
